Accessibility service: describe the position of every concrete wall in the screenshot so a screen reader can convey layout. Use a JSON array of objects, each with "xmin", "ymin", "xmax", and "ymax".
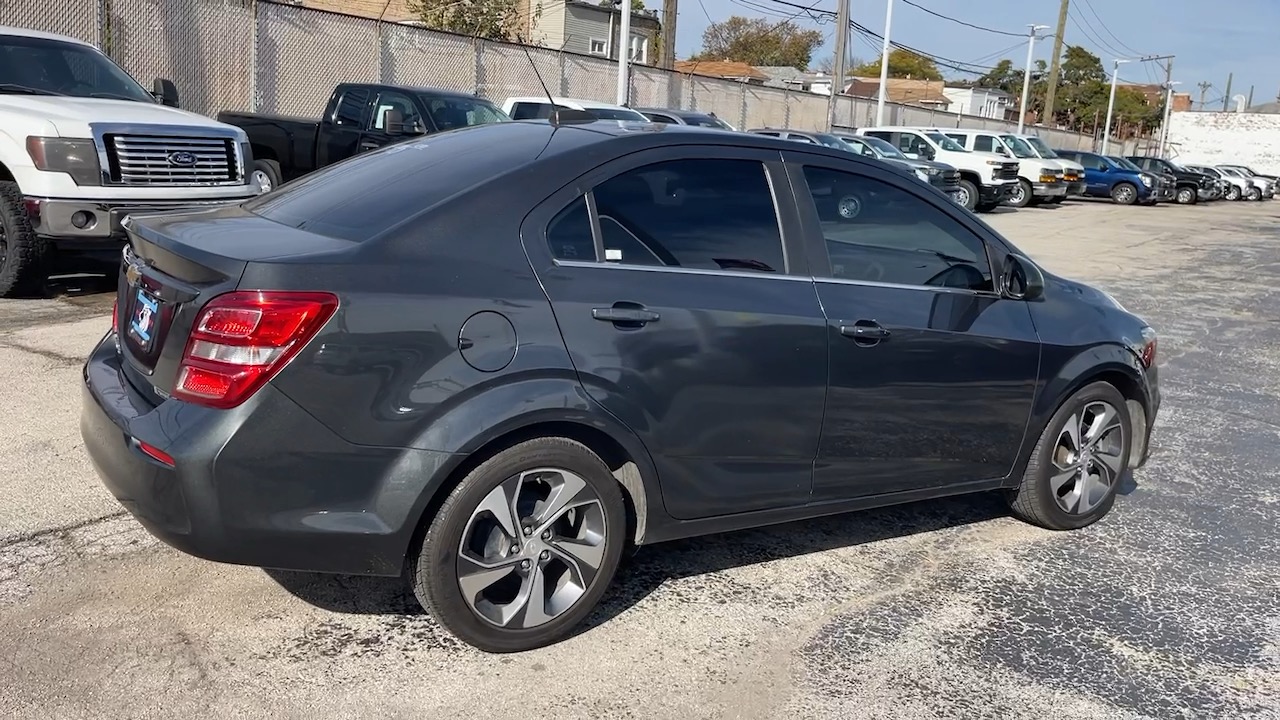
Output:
[{"xmin": 1165, "ymin": 111, "xmax": 1280, "ymax": 174}]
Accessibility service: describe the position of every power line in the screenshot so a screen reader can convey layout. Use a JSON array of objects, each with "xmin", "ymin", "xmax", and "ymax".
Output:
[
  {"xmin": 1066, "ymin": 7, "xmax": 1129, "ymax": 60},
  {"xmin": 848, "ymin": 19, "xmax": 1001, "ymax": 74},
  {"xmin": 897, "ymin": 0, "xmax": 1024, "ymax": 38},
  {"xmin": 1077, "ymin": 0, "xmax": 1146, "ymax": 57}
]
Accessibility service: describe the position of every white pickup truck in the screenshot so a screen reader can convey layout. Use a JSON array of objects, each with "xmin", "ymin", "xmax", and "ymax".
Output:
[
  {"xmin": 942, "ymin": 128, "xmax": 1067, "ymax": 208},
  {"xmin": 856, "ymin": 126, "xmax": 1020, "ymax": 213},
  {"xmin": 0, "ymin": 26, "xmax": 259, "ymax": 296}
]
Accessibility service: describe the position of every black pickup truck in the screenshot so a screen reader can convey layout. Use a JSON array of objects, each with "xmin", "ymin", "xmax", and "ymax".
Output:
[
  {"xmin": 218, "ymin": 83, "xmax": 510, "ymax": 191},
  {"xmin": 1125, "ymin": 156, "xmax": 1218, "ymax": 205}
]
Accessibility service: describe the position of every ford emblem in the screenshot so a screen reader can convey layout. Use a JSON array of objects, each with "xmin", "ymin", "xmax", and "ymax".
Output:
[{"xmin": 167, "ymin": 151, "xmax": 198, "ymax": 167}]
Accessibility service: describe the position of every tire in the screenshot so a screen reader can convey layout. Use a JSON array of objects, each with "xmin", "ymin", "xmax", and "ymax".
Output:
[
  {"xmin": 955, "ymin": 179, "xmax": 979, "ymax": 211},
  {"xmin": 1008, "ymin": 381, "xmax": 1132, "ymax": 531},
  {"xmin": 1110, "ymin": 182, "xmax": 1138, "ymax": 205},
  {"xmin": 0, "ymin": 181, "xmax": 50, "ymax": 298},
  {"xmin": 412, "ymin": 437, "xmax": 627, "ymax": 653},
  {"xmin": 1226, "ymin": 185, "xmax": 1242, "ymax": 201},
  {"xmin": 250, "ymin": 159, "xmax": 282, "ymax": 193},
  {"xmin": 1008, "ymin": 178, "xmax": 1033, "ymax": 208},
  {"xmin": 1176, "ymin": 186, "xmax": 1197, "ymax": 205},
  {"xmin": 1247, "ymin": 186, "xmax": 1262, "ymax": 201}
]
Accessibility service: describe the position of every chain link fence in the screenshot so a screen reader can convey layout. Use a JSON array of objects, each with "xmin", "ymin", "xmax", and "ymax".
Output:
[{"xmin": 2, "ymin": 0, "xmax": 1098, "ymax": 149}]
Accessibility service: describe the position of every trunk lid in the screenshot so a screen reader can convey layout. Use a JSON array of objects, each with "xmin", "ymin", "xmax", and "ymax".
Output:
[{"xmin": 115, "ymin": 204, "xmax": 354, "ymax": 403}]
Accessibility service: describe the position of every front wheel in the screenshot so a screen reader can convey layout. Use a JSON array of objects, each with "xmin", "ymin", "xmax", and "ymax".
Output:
[
  {"xmin": 1008, "ymin": 179, "xmax": 1033, "ymax": 208},
  {"xmin": 0, "ymin": 181, "xmax": 50, "ymax": 298},
  {"xmin": 1008, "ymin": 381, "xmax": 1132, "ymax": 530},
  {"xmin": 1247, "ymin": 186, "xmax": 1263, "ymax": 201},
  {"xmin": 1176, "ymin": 186, "xmax": 1197, "ymax": 205},
  {"xmin": 955, "ymin": 179, "xmax": 979, "ymax": 211},
  {"xmin": 412, "ymin": 437, "xmax": 627, "ymax": 653},
  {"xmin": 1226, "ymin": 185, "xmax": 1242, "ymax": 201},
  {"xmin": 250, "ymin": 159, "xmax": 282, "ymax": 194},
  {"xmin": 1110, "ymin": 182, "xmax": 1138, "ymax": 205}
]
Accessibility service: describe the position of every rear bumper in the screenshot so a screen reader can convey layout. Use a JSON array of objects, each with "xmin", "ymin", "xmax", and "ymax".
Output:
[
  {"xmin": 26, "ymin": 195, "xmax": 257, "ymax": 247},
  {"xmin": 80, "ymin": 333, "xmax": 460, "ymax": 576}
]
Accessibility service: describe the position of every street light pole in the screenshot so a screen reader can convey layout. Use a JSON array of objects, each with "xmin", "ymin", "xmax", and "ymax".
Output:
[
  {"xmin": 1158, "ymin": 81, "xmax": 1182, "ymax": 157},
  {"xmin": 1018, "ymin": 24, "xmax": 1049, "ymax": 133},
  {"xmin": 874, "ymin": 0, "xmax": 894, "ymax": 126},
  {"xmin": 1100, "ymin": 58, "xmax": 1131, "ymax": 155},
  {"xmin": 615, "ymin": 0, "xmax": 632, "ymax": 106}
]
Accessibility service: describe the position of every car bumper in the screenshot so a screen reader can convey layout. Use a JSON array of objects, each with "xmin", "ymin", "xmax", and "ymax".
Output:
[
  {"xmin": 1031, "ymin": 182, "xmax": 1067, "ymax": 198},
  {"xmin": 26, "ymin": 195, "xmax": 257, "ymax": 247},
  {"xmin": 1136, "ymin": 362, "xmax": 1161, "ymax": 468},
  {"xmin": 1197, "ymin": 187, "xmax": 1219, "ymax": 200},
  {"xmin": 981, "ymin": 182, "xmax": 1017, "ymax": 204},
  {"xmin": 80, "ymin": 333, "xmax": 456, "ymax": 577},
  {"xmin": 1064, "ymin": 180, "xmax": 1087, "ymax": 196}
]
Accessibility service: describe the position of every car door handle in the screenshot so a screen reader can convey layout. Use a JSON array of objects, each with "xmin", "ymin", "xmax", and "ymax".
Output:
[
  {"xmin": 592, "ymin": 306, "xmax": 660, "ymax": 324},
  {"xmin": 359, "ymin": 140, "xmax": 380, "ymax": 151},
  {"xmin": 841, "ymin": 321, "xmax": 890, "ymax": 343}
]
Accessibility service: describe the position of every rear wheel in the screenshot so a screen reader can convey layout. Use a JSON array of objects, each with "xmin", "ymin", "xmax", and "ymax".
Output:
[
  {"xmin": 1226, "ymin": 185, "xmax": 1242, "ymax": 201},
  {"xmin": 412, "ymin": 437, "xmax": 627, "ymax": 653},
  {"xmin": 0, "ymin": 181, "xmax": 50, "ymax": 298},
  {"xmin": 1110, "ymin": 182, "xmax": 1138, "ymax": 205},
  {"xmin": 1008, "ymin": 381, "xmax": 1132, "ymax": 530},
  {"xmin": 1247, "ymin": 186, "xmax": 1262, "ymax": 201},
  {"xmin": 1176, "ymin": 186, "xmax": 1197, "ymax": 205},
  {"xmin": 250, "ymin": 159, "xmax": 282, "ymax": 193}
]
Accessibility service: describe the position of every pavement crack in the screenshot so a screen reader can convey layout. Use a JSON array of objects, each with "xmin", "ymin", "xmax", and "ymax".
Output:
[
  {"xmin": 0, "ymin": 511, "xmax": 128, "ymax": 550},
  {"xmin": 0, "ymin": 337, "xmax": 85, "ymax": 367}
]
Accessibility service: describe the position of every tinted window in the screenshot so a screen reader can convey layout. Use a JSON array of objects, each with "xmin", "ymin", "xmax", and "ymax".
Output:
[
  {"xmin": 802, "ymin": 166, "xmax": 992, "ymax": 291},
  {"xmin": 863, "ymin": 131, "xmax": 894, "ymax": 143},
  {"xmin": 644, "ymin": 112, "xmax": 677, "ymax": 123},
  {"xmin": 973, "ymin": 135, "xmax": 994, "ymax": 153},
  {"xmin": 590, "ymin": 159, "xmax": 784, "ymax": 273},
  {"xmin": 510, "ymin": 101, "xmax": 554, "ymax": 120},
  {"xmin": 424, "ymin": 95, "xmax": 509, "ymax": 131},
  {"xmin": 333, "ymin": 88, "xmax": 370, "ymax": 127},
  {"xmin": 245, "ymin": 122, "xmax": 551, "ymax": 241},
  {"xmin": 546, "ymin": 195, "xmax": 595, "ymax": 261},
  {"xmin": 789, "ymin": 134, "xmax": 817, "ymax": 144},
  {"xmin": 0, "ymin": 35, "xmax": 153, "ymax": 102},
  {"xmin": 1077, "ymin": 154, "xmax": 1105, "ymax": 170}
]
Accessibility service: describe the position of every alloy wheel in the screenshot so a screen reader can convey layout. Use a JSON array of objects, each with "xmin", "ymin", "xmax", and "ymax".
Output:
[
  {"xmin": 1050, "ymin": 401, "xmax": 1126, "ymax": 515},
  {"xmin": 457, "ymin": 467, "xmax": 607, "ymax": 629},
  {"xmin": 1177, "ymin": 188, "xmax": 1194, "ymax": 204},
  {"xmin": 251, "ymin": 169, "xmax": 273, "ymax": 193},
  {"xmin": 955, "ymin": 186, "xmax": 971, "ymax": 207},
  {"xmin": 1009, "ymin": 183, "xmax": 1026, "ymax": 206},
  {"xmin": 1114, "ymin": 185, "xmax": 1136, "ymax": 204}
]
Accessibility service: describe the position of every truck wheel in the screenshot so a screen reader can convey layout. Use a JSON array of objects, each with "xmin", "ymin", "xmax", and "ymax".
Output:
[
  {"xmin": 1110, "ymin": 182, "xmax": 1138, "ymax": 205},
  {"xmin": 1247, "ymin": 186, "xmax": 1262, "ymax": 201},
  {"xmin": 0, "ymin": 181, "xmax": 50, "ymax": 298},
  {"xmin": 1175, "ymin": 186, "xmax": 1197, "ymax": 205},
  {"xmin": 250, "ymin": 159, "xmax": 283, "ymax": 193},
  {"xmin": 955, "ymin": 179, "xmax": 979, "ymax": 211},
  {"xmin": 1008, "ymin": 179, "xmax": 1033, "ymax": 208},
  {"xmin": 1226, "ymin": 185, "xmax": 1242, "ymax": 201}
]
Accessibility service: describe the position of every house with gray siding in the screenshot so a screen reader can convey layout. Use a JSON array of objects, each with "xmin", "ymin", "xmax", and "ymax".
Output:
[{"xmin": 525, "ymin": 0, "xmax": 660, "ymax": 65}]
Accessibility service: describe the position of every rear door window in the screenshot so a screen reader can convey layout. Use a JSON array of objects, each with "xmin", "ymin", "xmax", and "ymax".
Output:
[
  {"xmin": 589, "ymin": 158, "xmax": 785, "ymax": 274},
  {"xmin": 509, "ymin": 101, "xmax": 554, "ymax": 120},
  {"xmin": 332, "ymin": 88, "xmax": 371, "ymax": 127}
]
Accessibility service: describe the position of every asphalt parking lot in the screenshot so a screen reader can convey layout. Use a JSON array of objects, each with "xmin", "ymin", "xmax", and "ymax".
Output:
[{"xmin": 2, "ymin": 199, "xmax": 1278, "ymax": 719}]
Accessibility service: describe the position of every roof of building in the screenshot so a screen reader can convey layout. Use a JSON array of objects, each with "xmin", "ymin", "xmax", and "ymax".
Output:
[
  {"xmin": 845, "ymin": 77, "xmax": 950, "ymax": 105},
  {"xmin": 674, "ymin": 60, "xmax": 771, "ymax": 82}
]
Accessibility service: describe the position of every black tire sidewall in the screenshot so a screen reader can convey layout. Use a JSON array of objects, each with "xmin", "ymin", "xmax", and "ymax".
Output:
[
  {"xmin": 1010, "ymin": 179, "xmax": 1032, "ymax": 208},
  {"xmin": 414, "ymin": 438, "xmax": 627, "ymax": 652},
  {"xmin": 252, "ymin": 159, "xmax": 282, "ymax": 191},
  {"xmin": 958, "ymin": 179, "xmax": 979, "ymax": 210},
  {"xmin": 1027, "ymin": 381, "xmax": 1132, "ymax": 530},
  {"xmin": 0, "ymin": 181, "xmax": 48, "ymax": 298},
  {"xmin": 1177, "ymin": 187, "xmax": 1195, "ymax": 204}
]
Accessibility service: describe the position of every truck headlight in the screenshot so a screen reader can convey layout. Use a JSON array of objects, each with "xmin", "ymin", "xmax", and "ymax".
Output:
[
  {"xmin": 915, "ymin": 168, "xmax": 930, "ymax": 182},
  {"xmin": 25, "ymin": 137, "xmax": 102, "ymax": 186},
  {"xmin": 1140, "ymin": 174, "xmax": 1152, "ymax": 187}
]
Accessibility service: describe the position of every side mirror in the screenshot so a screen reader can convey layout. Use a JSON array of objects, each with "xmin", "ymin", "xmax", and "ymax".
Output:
[
  {"xmin": 1002, "ymin": 254, "xmax": 1045, "ymax": 301},
  {"xmin": 153, "ymin": 77, "xmax": 179, "ymax": 107},
  {"xmin": 383, "ymin": 108, "xmax": 406, "ymax": 135},
  {"xmin": 996, "ymin": 147, "xmax": 1010, "ymax": 157}
]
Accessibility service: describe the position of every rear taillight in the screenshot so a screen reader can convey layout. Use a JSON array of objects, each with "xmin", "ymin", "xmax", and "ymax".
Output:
[
  {"xmin": 111, "ymin": 297, "xmax": 118, "ymax": 334},
  {"xmin": 172, "ymin": 291, "xmax": 338, "ymax": 409}
]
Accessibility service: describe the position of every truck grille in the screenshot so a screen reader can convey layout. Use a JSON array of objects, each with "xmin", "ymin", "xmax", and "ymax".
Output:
[
  {"xmin": 998, "ymin": 163, "xmax": 1019, "ymax": 181},
  {"xmin": 105, "ymin": 135, "xmax": 240, "ymax": 186},
  {"xmin": 939, "ymin": 170, "xmax": 961, "ymax": 188}
]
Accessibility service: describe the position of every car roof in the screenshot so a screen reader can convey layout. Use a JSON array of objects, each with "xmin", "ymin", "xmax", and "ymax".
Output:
[
  {"xmin": 0, "ymin": 25, "xmax": 92, "ymax": 46},
  {"xmin": 505, "ymin": 96, "xmax": 631, "ymax": 110},
  {"xmin": 634, "ymin": 107, "xmax": 715, "ymax": 119}
]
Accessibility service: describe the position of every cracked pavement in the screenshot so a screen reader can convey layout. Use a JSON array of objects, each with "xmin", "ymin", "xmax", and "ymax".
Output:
[{"xmin": 1, "ymin": 200, "xmax": 1277, "ymax": 719}]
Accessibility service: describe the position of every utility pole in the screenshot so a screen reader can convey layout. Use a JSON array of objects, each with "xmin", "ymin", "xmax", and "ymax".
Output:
[
  {"xmin": 614, "ymin": 0, "xmax": 632, "ymax": 105},
  {"xmin": 828, "ymin": 0, "xmax": 851, "ymax": 130},
  {"xmin": 1247, "ymin": 85, "xmax": 1254, "ymax": 109},
  {"xmin": 1018, "ymin": 24, "xmax": 1049, "ymax": 133},
  {"xmin": 1222, "ymin": 73, "xmax": 1232, "ymax": 111},
  {"xmin": 1101, "ymin": 58, "xmax": 1131, "ymax": 155},
  {"xmin": 1041, "ymin": 0, "xmax": 1071, "ymax": 126},
  {"xmin": 874, "ymin": 0, "xmax": 895, "ymax": 126},
  {"xmin": 1158, "ymin": 80, "xmax": 1181, "ymax": 157},
  {"xmin": 1197, "ymin": 81, "xmax": 1212, "ymax": 109},
  {"xmin": 659, "ymin": 0, "xmax": 677, "ymax": 70}
]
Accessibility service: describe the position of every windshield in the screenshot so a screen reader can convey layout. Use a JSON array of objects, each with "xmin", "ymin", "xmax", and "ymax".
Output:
[
  {"xmin": 685, "ymin": 114, "xmax": 733, "ymax": 129},
  {"xmin": 422, "ymin": 95, "xmax": 509, "ymax": 131},
  {"xmin": 813, "ymin": 133, "xmax": 854, "ymax": 150},
  {"xmin": 1023, "ymin": 136, "xmax": 1058, "ymax": 158},
  {"xmin": 999, "ymin": 135, "xmax": 1037, "ymax": 159},
  {"xmin": 1110, "ymin": 157, "xmax": 1143, "ymax": 172},
  {"xmin": 858, "ymin": 135, "xmax": 907, "ymax": 159},
  {"xmin": 1218, "ymin": 166, "xmax": 1241, "ymax": 177},
  {"xmin": 588, "ymin": 107, "xmax": 649, "ymax": 121},
  {"xmin": 925, "ymin": 132, "xmax": 967, "ymax": 152},
  {"xmin": 0, "ymin": 34, "xmax": 154, "ymax": 102}
]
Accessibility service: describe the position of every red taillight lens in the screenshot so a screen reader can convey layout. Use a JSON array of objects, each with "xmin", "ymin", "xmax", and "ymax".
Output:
[
  {"xmin": 137, "ymin": 440, "xmax": 174, "ymax": 466},
  {"xmin": 111, "ymin": 297, "xmax": 119, "ymax": 334},
  {"xmin": 172, "ymin": 291, "xmax": 338, "ymax": 409},
  {"xmin": 1140, "ymin": 338, "xmax": 1157, "ymax": 368}
]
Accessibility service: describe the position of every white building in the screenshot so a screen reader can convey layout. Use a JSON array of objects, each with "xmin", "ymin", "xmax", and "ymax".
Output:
[{"xmin": 942, "ymin": 86, "xmax": 1013, "ymax": 120}]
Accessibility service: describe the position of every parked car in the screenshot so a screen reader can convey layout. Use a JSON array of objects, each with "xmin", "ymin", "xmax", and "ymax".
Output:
[
  {"xmin": 747, "ymin": 127, "xmax": 853, "ymax": 150},
  {"xmin": 1124, "ymin": 156, "xmax": 1217, "ymax": 204},
  {"xmin": 828, "ymin": 131, "xmax": 963, "ymax": 200},
  {"xmin": 0, "ymin": 25, "xmax": 258, "ymax": 297},
  {"xmin": 942, "ymin": 129, "xmax": 1066, "ymax": 208},
  {"xmin": 501, "ymin": 96, "xmax": 647, "ymax": 122},
  {"xmin": 1106, "ymin": 157, "xmax": 1175, "ymax": 204},
  {"xmin": 1217, "ymin": 164, "xmax": 1277, "ymax": 197},
  {"xmin": 1215, "ymin": 165, "xmax": 1270, "ymax": 200},
  {"xmin": 856, "ymin": 126, "xmax": 1020, "ymax": 212},
  {"xmin": 634, "ymin": 107, "xmax": 735, "ymax": 130},
  {"xmin": 1002, "ymin": 134, "xmax": 1086, "ymax": 201},
  {"xmin": 83, "ymin": 118, "xmax": 1161, "ymax": 653},
  {"xmin": 218, "ymin": 83, "xmax": 509, "ymax": 191},
  {"xmin": 1054, "ymin": 150, "xmax": 1166, "ymax": 206},
  {"xmin": 1182, "ymin": 164, "xmax": 1250, "ymax": 201}
]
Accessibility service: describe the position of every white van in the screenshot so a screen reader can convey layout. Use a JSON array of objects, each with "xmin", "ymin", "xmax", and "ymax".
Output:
[{"xmin": 856, "ymin": 126, "xmax": 1020, "ymax": 212}]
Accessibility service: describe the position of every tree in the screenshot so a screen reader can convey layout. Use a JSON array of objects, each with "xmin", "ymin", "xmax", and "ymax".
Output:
[
  {"xmin": 850, "ymin": 49, "xmax": 942, "ymax": 81},
  {"xmin": 693, "ymin": 17, "xmax": 824, "ymax": 70},
  {"xmin": 597, "ymin": 0, "xmax": 646, "ymax": 12},
  {"xmin": 974, "ymin": 59, "xmax": 1022, "ymax": 96},
  {"xmin": 409, "ymin": 0, "xmax": 518, "ymax": 41}
]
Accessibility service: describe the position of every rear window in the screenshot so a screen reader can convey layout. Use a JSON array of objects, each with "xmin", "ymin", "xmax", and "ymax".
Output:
[
  {"xmin": 242, "ymin": 122, "xmax": 550, "ymax": 242},
  {"xmin": 423, "ymin": 95, "xmax": 509, "ymax": 130}
]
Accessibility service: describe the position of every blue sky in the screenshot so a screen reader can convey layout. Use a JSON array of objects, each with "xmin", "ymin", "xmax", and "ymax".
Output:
[{"xmin": 665, "ymin": 0, "xmax": 1279, "ymax": 108}]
